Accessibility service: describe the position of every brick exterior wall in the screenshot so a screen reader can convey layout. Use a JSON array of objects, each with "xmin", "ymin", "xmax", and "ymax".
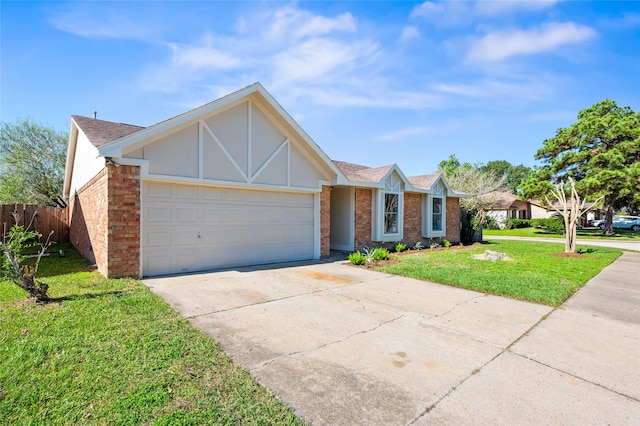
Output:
[
  {"xmin": 320, "ymin": 185, "xmax": 331, "ymax": 257},
  {"xmin": 403, "ymin": 192, "xmax": 422, "ymax": 245},
  {"xmin": 446, "ymin": 197, "xmax": 461, "ymax": 244},
  {"xmin": 354, "ymin": 188, "xmax": 372, "ymax": 249},
  {"xmin": 107, "ymin": 165, "xmax": 140, "ymax": 277},
  {"xmin": 69, "ymin": 169, "xmax": 109, "ymax": 272},
  {"xmin": 69, "ymin": 164, "xmax": 140, "ymax": 278}
]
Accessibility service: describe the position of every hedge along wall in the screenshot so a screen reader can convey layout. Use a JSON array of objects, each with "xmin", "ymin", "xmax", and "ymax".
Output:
[{"xmin": 1, "ymin": 204, "xmax": 69, "ymax": 243}]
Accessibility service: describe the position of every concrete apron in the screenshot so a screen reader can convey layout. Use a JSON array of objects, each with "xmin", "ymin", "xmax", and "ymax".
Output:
[{"xmin": 144, "ymin": 254, "xmax": 640, "ymax": 425}]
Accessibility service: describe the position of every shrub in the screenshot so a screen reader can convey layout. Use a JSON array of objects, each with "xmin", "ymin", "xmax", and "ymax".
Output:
[
  {"xmin": 484, "ymin": 215, "xmax": 501, "ymax": 230},
  {"xmin": 348, "ymin": 251, "xmax": 366, "ymax": 265},
  {"xmin": 394, "ymin": 243, "xmax": 406, "ymax": 253},
  {"xmin": 413, "ymin": 241, "xmax": 423, "ymax": 250},
  {"xmin": 504, "ymin": 218, "xmax": 531, "ymax": 229},
  {"xmin": 372, "ymin": 247, "xmax": 390, "ymax": 261},
  {"xmin": 439, "ymin": 239, "xmax": 451, "ymax": 248},
  {"xmin": 1, "ymin": 224, "xmax": 53, "ymax": 302},
  {"xmin": 531, "ymin": 217, "xmax": 564, "ymax": 232}
]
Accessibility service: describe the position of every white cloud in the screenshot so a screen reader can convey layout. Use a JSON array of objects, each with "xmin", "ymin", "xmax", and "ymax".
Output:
[
  {"xmin": 475, "ymin": 0, "xmax": 561, "ymax": 16},
  {"xmin": 272, "ymin": 38, "xmax": 378, "ymax": 85},
  {"xmin": 400, "ymin": 26, "xmax": 421, "ymax": 43},
  {"xmin": 265, "ymin": 7, "xmax": 356, "ymax": 41},
  {"xmin": 47, "ymin": 5, "xmax": 160, "ymax": 41},
  {"xmin": 466, "ymin": 22, "xmax": 596, "ymax": 62},
  {"xmin": 411, "ymin": 0, "xmax": 562, "ymax": 26},
  {"xmin": 434, "ymin": 77, "xmax": 555, "ymax": 101}
]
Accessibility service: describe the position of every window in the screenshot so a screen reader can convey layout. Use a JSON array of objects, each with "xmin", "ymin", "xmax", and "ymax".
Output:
[
  {"xmin": 372, "ymin": 171, "xmax": 404, "ymax": 242},
  {"xmin": 423, "ymin": 181, "xmax": 447, "ymax": 238},
  {"xmin": 432, "ymin": 197, "xmax": 443, "ymax": 232},
  {"xmin": 384, "ymin": 193, "xmax": 399, "ymax": 234}
]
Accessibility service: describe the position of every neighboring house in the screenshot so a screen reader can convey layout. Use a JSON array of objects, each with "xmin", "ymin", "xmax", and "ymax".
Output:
[
  {"xmin": 482, "ymin": 192, "xmax": 530, "ymax": 228},
  {"xmin": 529, "ymin": 199, "xmax": 598, "ymax": 226},
  {"xmin": 64, "ymin": 83, "xmax": 465, "ymax": 278}
]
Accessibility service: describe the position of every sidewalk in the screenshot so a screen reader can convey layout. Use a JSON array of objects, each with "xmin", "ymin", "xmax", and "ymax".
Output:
[{"xmin": 420, "ymin": 251, "xmax": 640, "ymax": 425}]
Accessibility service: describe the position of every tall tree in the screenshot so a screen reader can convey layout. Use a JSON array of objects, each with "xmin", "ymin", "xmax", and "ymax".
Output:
[
  {"xmin": 0, "ymin": 118, "xmax": 67, "ymax": 207},
  {"xmin": 480, "ymin": 160, "xmax": 531, "ymax": 193},
  {"xmin": 521, "ymin": 100, "xmax": 640, "ymax": 235},
  {"xmin": 438, "ymin": 154, "xmax": 509, "ymax": 242}
]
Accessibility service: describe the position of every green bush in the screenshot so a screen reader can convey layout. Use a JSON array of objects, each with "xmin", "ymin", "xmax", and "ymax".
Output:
[
  {"xmin": 484, "ymin": 215, "xmax": 501, "ymax": 230},
  {"xmin": 394, "ymin": 243, "xmax": 406, "ymax": 253},
  {"xmin": 372, "ymin": 247, "xmax": 390, "ymax": 261},
  {"xmin": 348, "ymin": 251, "xmax": 366, "ymax": 265},
  {"xmin": 531, "ymin": 217, "xmax": 564, "ymax": 232},
  {"xmin": 439, "ymin": 239, "xmax": 451, "ymax": 248},
  {"xmin": 504, "ymin": 218, "xmax": 531, "ymax": 229}
]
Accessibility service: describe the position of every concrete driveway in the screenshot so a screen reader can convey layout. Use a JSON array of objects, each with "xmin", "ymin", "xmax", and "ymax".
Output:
[{"xmin": 144, "ymin": 253, "xmax": 640, "ymax": 425}]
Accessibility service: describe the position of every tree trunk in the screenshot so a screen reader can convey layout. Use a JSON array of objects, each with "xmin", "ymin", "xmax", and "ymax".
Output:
[{"xmin": 603, "ymin": 198, "xmax": 615, "ymax": 236}]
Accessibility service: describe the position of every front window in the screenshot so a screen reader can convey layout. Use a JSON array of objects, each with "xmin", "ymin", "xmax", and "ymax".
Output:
[
  {"xmin": 384, "ymin": 193, "xmax": 399, "ymax": 234},
  {"xmin": 432, "ymin": 197, "xmax": 442, "ymax": 231}
]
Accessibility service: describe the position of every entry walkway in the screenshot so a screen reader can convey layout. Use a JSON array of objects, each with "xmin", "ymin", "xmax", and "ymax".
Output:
[{"xmin": 144, "ymin": 252, "xmax": 640, "ymax": 425}]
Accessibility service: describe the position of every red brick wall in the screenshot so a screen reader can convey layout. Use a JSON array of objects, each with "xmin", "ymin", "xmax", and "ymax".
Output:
[
  {"xmin": 354, "ymin": 188, "xmax": 372, "ymax": 249},
  {"xmin": 68, "ymin": 164, "xmax": 140, "ymax": 278},
  {"xmin": 107, "ymin": 165, "xmax": 140, "ymax": 277},
  {"xmin": 403, "ymin": 192, "xmax": 422, "ymax": 245},
  {"xmin": 320, "ymin": 185, "xmax": 331, "ymax": 257},
  {"xmin": 446, "ymin": 197, "xmax": 460, "ymax": 243},
  {"xmin": 69, "ymin": 168, "xmax": 109, "ymax": 275}
]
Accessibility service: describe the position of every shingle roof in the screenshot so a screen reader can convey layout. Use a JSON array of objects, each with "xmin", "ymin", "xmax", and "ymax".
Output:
[
  {"xmin": 481, "ymin": 191, "xmax": 520, "ymax": 209},
  {"xmin": 333, "ymin": 160, "xmax": 394, "ymax": 183},
  {"xmin": 72, "ymin": 115, "xmax": 145, "ymax": 147},
  {"xmin": 407, "ymin": 174, "xmax": 440, "ymax": 191}
]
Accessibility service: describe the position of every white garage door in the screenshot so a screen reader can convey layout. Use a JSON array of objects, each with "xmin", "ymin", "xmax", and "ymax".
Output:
[{"xmin": 142, "ymin": 181, "xmax": 315, "ymax": 276}]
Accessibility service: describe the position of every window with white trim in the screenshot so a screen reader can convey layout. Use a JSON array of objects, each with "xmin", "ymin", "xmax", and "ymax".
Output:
[
  {"xmin": 423, "ymin": 181, "xmax": 446, "ymax": 238},
  {"xmin": 432, "ymin": 197, "xmax": 443, "ymax": 232},
  {"xmin": 384, "ymin": 193, "xmax": 399, "ymax": 234},
  {"xmin": 373, "ymin": 172, "xmax": 404, "ymax": 241}
]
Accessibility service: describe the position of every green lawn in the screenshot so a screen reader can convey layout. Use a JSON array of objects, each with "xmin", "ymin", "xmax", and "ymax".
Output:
[
  {"xmin": 377, "ymin": 240, "xmax": 621, "ymax": 306},
  {"xmin": 483, "ymin": 227, "xmax": 640, "ymax": 240},
  {"xmin": 0, "ymin": 244, "xmax": 303, "ymax": 425}
]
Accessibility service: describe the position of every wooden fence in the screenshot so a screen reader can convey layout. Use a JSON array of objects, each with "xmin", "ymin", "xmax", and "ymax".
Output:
[{"xmin": 1, "ymin": 204, "xmax": 69, "ymax": 243}]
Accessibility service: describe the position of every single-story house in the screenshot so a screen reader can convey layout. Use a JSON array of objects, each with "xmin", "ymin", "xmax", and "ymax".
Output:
[
  {"xmin": 482, "ymin": 191, "xmax": 530, "ymax": 227},
  {"xmin": 64, "ymin": 83, "xmax": 465, "ymax": 277}
]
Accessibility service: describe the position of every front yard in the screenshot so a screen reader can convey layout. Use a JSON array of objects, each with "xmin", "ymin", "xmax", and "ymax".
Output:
[
  {"xmin": 483, "ymin": 227, "xmax": 639, "ymax": 240},
  {"xmin": 376, "ymin": 240, "xmax": 622, "ymax": 306},
  {"xmin": 0, "ymin": 244, "xmax": 302, "ymax": 425},
  {"xmin": 1, "ymin": 239, "xmax": 623, "ymax": 423}
]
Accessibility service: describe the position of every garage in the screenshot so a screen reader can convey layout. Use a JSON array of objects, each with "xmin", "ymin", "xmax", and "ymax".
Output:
[{"xmin": 142, "ymin": 181, "xmax": 315, "ymax": 276}]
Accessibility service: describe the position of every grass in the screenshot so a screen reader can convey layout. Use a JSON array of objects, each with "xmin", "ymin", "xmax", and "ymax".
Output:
[
  {"xmin": 0, "ymin": 243, "xmax": 303, "ymax": 425},
  {"xmin": 483, "ymin": 226, "xmax": 640, "ymax": 240},
  {"xmin": 377, "ymin": 240, "xmax": 622, "ymax": 306}
]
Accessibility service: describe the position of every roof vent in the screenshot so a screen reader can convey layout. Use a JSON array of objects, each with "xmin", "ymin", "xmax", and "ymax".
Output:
[{"xmin": 93, "ymin": 111, "xmax": 97, "ymax": 119}]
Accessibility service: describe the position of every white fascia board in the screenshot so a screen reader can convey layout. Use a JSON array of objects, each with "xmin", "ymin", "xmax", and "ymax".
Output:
[
  {"xmin": 254, "ymin": 84, "xmax": 342, "ymax": 178},
  {"xmin": 63, "ymin": 118, "xmax": 79, "ymax": 199},
  {"xmin": 99, "ymin": 83, "xmax": 265, "ymax": 158}
]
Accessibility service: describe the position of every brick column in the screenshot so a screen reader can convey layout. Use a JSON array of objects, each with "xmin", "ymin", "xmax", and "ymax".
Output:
[
  {"xmin": 446, "ymin": 197, "xmax": 461, "ymax": 244},
  {"xmin": 403, "ymin": 192, "xmax": 422, "ymax": 245},
  {"xmin": 354, "ymin": 188, "xmax": 372, "ymax": 249},
  {"xmin": 320, "ymin": 185, "xmax": 331, "ymax": 257},
  {"xmin": 107, "ymin": 165, "xmax": 141, "ymax": 277}
]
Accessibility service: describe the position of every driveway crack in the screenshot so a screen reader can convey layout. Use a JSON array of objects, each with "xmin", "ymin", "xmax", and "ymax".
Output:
[{"xmin": 252, "ymin": 314, "xmax": 406, "ymax": 372}]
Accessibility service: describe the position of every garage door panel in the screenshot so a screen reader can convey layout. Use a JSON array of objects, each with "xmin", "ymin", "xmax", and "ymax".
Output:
[{"xmin": 142, "ymin": 182, "xmax": 315, "ymax": 276}]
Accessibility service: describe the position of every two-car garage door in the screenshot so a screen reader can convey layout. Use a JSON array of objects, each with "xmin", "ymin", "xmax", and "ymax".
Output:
[{"xmin": 142, "ymin": 181, "xmax": 315, "ymax": 277}]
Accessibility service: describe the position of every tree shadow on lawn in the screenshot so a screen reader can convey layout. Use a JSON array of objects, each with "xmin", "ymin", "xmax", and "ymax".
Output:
[{"xmin": 49, "ymin": 290, "xmax": 125, "ymax": 303}]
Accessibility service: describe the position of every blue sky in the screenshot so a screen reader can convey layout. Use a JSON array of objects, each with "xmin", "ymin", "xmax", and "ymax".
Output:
[{"xmin": 2, "ymin": 1, "xmax": 639, "ymax": 176}]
